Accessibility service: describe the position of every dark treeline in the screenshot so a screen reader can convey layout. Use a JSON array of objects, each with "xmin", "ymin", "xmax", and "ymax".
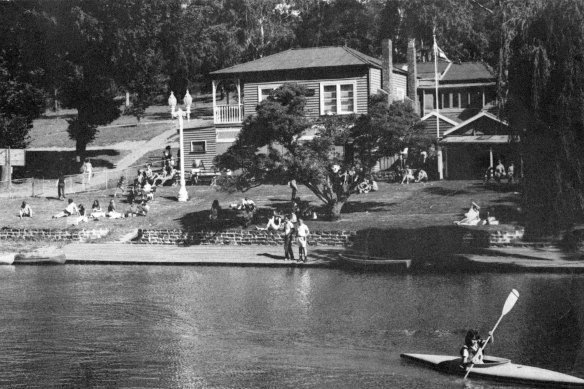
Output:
[{"xmin": 0, "ymin": 0, "xmax": 583, "ymax": 237}]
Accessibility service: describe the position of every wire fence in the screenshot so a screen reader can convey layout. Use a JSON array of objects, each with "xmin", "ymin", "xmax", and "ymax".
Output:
[{"xmin": 0, "ymin": 162, "xmax": 158, "ymax": 199}]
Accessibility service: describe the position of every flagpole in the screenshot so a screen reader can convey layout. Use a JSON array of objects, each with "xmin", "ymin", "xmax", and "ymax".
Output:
[{"xmin": 434, "ymin": 30, "xmax": 444, "ymax": 180}]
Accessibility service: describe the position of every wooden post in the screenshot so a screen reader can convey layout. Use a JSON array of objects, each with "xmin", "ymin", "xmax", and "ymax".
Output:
[
  {"xmin": 212, "ymin": 79, "xmax": 217, "ymax": 123},
  {"xmin": 237, "ymin": 79, "xmax": 242, "ymax": 122}
]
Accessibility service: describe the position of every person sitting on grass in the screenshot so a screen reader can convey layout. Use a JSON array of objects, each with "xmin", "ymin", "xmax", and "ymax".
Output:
[
  {"xmin": 75, "ymin": 204, "xmax": 88, "ymax": 224},
  {"xmin": 401, "ymin": 165, "xmax": 415, "ymax": 184},
  {"xmin": 90, "ymin": 200, "xmax": 106, "ymax": 219},
  {"xmin": 415, "ymin": 169, "xmax": 428, "ymax": 183},
  {"xmin": 209, "ymin": 199, "xmax": 221, "ymax": 221},
  {"xmin": 52, "ymin": 198, "xmax": 79, "ymax": 219},
  {"xmin": 19, "ymin": 201, "xmax": 32, "ymax": 218},
  {"xmin": 256, "ymin": 210, "xmax": 283, "ymax": 231},
  {"xmin": 454, "ymin": 201, "xmax": 481, "ymax": 226},
  {"xmin": 137, "ymin": 200, "xmax": 150, "ymax": 216},
  {"xmin": 106, "ymin": 199, "xmax": 124, "ymax": 219}
]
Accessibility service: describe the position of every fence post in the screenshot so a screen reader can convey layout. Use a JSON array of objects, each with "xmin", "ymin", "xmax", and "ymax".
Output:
[{"xmin": 32, "ymin": 179, "xmax": 35, "ymax": 197}]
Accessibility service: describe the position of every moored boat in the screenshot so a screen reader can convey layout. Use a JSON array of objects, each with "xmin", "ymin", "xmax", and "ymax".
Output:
[
  {"xmin": 337, "ymin": 253, "xmax": 411, "ymax": 271},
  {"xmin": 0, "ymin": 253, "xmax": 15, "ymax": 265},
  {"xmin": 401, "ymin": 353, "xmax": 584, "ymax": 387},
  {"xmin": 14, "ymin": 247, "xmax": 66, "ymax": 265}
]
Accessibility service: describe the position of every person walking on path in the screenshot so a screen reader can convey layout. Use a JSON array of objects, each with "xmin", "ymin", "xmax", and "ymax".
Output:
[
  {"xmin": 296, "ymin": 218, "xmax": 310, "ymax": 262},
  {"xmin": 82, "ymin": 158, "xmax": 93, "ymax": 185},
  {"xmin": 288, "ymin": 178, "xmax": 298, "ymax": 202},
  {"xmin": 57, "ymin": 174, "xmax": 66, "ymax": 200},
  {"xmin": 283, "ymin": 215, "xmax": 295, "ymax": 261}
]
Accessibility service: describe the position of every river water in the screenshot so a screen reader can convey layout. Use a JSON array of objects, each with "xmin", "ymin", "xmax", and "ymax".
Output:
[{"xmin": 1, "ymin": 265, "xmax": 584, "ymax": 388}]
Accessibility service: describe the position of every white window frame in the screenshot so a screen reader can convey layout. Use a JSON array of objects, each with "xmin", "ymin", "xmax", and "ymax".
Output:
[
  {"xmin": 257, "ymin": 83, "xmax": 283, "ymax": 103},
  {"xmin": 319, "ymin": 80, "xmax": 357, "ymax": 115},
  {"xmin": 190, "ymin": 140, "xmax": 207, "ymax": 153}
]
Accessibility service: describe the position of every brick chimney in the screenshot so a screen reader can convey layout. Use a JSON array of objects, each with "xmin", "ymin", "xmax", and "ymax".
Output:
[
  {"xmin": 382, "ymin": 38, "xmax": 393, "ymax": 105},
  {"xmin": 407, "ymin": 38, "xmax": 419, "ymax": 113}
]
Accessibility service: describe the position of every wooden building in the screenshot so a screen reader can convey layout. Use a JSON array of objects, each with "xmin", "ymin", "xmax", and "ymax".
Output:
[
  {"xmin": 186, "ymin": 41, "xmax": 516, "ymax": 180},
  {"xmin": 185, "ymin": 43, "xmax": 407, "ymax": 167}
]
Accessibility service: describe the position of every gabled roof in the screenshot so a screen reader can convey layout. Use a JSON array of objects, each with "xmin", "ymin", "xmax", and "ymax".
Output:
[
  {"xmin": 442, "ymin": 111, "xmax": 509, "ymax": 136},
  {"xmin": 396, "ymin": 61, "xmax": 495, "ymax": 82},
  {"xmin": 210, "ymin": 46, "xmax": 406, "ymax": 76},
  {"xmin": 420, "ymin": 111, "xmax": 459, "ymax": 126}
]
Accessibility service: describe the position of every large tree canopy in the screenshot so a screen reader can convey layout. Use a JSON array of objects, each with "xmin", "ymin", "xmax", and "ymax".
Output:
[
  {"xmin": 506, "ymin": 0, "xmax": 584, "ymax": 237},
  {"xmin": 214, "ymin": 83, "xmax": 428, "ymax": 219}
]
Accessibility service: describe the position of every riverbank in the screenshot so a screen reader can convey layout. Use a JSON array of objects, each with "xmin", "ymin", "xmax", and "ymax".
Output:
[
  {"xmin": 3, "ymin": 179, "xmax": 582, "ymax": 272},
  {"xmin": 3, "ymin": 241, "xmax": 578, "ymax": 273}
]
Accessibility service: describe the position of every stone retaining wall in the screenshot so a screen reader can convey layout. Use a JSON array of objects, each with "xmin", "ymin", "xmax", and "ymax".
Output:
[
  {"xmin": 0, "ymin": 227, "xmax": 110, "ymax": 242},
  {"xmin": 133, "ymin": 226, "xmax": 525, "ymax": 250},
  {"xmin": 134, "ymin": 229, "xmax": 355, "ymax": 246},
  {"xmin": 0, "ymin": 226, "xmax": 526, "ymax": 250}
]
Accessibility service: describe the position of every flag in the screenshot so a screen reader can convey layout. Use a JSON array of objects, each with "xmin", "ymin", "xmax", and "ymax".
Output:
[{"xmin": 433, "ymin": 41, "xmax": 450, "ymax": 62}]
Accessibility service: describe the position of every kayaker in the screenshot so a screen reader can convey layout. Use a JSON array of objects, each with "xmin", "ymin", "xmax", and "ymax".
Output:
[{"xmin": 461, "ymin": 329, "xmax": 493, "ymax": 367}]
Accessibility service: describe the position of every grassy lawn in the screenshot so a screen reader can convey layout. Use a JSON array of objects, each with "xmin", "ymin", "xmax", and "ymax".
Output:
[
  {"xmin": 29, "ymin": 107, "xmax": 174, "ymax": 149},
  {"xmin": 0, "ymin": 180, "xmax": 523, "ymax": 244}
]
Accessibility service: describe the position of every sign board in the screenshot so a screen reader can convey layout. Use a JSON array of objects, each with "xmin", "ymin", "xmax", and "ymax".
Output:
[{"xmin": 0, "ymin": 149, "xmax": 26, "ymax": 166}]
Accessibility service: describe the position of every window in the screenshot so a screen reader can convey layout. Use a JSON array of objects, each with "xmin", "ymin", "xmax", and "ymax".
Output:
[
  {"xmin": 320, "ymin": 81, "xmax": 356, "ymax": 115},
  {"xmin": 257, "ymin": 84, "xmax": 282, "ymax": 102},
  {"xmin": 190, "ymin": 141, "xmax": 206, "ymax": 153}
]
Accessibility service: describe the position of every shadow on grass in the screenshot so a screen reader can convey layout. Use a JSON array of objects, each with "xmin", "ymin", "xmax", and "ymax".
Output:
[
  {"xmin": 21, "ymin": 150, "xmax": 120, "ymax": 179},
  {"xmin": 422, "ymin": 186, "xmax": 471, "ymax": 196},
  {"xmin": 176, "ymin": 207, "xmax": 279, "ymax": 232},
  {"xmin": 341, "ymin": 201, "xmax": 397, "ymax": 214}
]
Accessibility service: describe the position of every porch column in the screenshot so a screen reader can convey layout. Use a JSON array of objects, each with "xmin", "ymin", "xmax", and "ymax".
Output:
[
  {"xmin": 443, "ymin": 147, "xmax": 448, "ymax": 179},
  {"xmin": 237, "ymin": 79, "xmax": 241, "ymax": 122},
  {"xmin": 489, "ymin": 147, "xmax": 494, "ymax": 167},
  {"xmin": 212, "ymin": 79, "xmax": 217, "ymax": 123}
]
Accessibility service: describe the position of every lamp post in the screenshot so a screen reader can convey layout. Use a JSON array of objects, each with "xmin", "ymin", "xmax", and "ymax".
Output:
[
  {"xmin": 172, "ymin": 107, "xmax": 188, "ymax": 202},
  {"xmin": 184, "ymin": 89, "xmax": 193, "ymax": 121},
  {"xmin": 168, "ymin": 91, "xmax": 177, "ymax": 116}
]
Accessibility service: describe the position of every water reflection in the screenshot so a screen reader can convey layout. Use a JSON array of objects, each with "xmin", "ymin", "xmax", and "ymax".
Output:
[{"xmin": 0, "ymin": 266, "xmax": 583, "ymax": 388}]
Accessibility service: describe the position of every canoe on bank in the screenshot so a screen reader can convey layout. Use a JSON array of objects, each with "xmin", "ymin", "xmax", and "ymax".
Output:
[
  {"xmin": 401, "ymin": 353, "xmax": 584, "ymax": 387},
  {"xmin": 337, "ymin": 253, "xmax": 411, "ymax": 271},
  {"xmin": 0, "ymin": 253, "xmax": 15, "ymax": 265},
  {"xmin": 14, "ymin": 247, "xmax": 66, "ymax": 265}
]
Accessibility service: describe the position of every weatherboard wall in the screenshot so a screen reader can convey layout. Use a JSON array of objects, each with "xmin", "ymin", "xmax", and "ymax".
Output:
[
  {"xmin": 240, "ymin": 67, "xmax": 374, "ymax": 120},
  {"xmin": 183, "ymin": 125, "xmax": 217, "ymax": 169}
]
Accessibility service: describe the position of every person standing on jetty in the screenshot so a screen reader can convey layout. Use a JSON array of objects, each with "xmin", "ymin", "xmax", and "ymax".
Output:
[
  {"xmin": 296, "ymin": 218, "xmax": 310, "ymax": 262},
  {"xmin": 283, "ymin": 215, "xmax": 295, "ymax": 261}
]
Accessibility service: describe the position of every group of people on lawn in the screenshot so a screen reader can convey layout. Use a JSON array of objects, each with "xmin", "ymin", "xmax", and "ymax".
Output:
[
  {"xmin": 484, "ymin": 160, "xmax": 515, "ymax": 185},
  {"xmin": 48, "ymin": 197, "xmax": 150, "ymax": 223},
  {"xmin": 208, "ymin": 193, "xmax": 311, "ymax": 262}
]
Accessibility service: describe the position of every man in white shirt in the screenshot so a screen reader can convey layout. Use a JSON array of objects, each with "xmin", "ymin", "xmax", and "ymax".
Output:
[
  {"xmin": 296, "ymin": 218, "xmax": 310, "ymax": 262},
  {"xmin": 283, "ymin": 215, "xmax": 295, "ymax": 261}
]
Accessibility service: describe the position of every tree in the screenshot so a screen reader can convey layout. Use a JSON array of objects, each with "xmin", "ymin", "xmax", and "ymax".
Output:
[
  {"xmin": 0, "ymin": 2, "xmax": 47, "ymax": 181},
  {"xmin": 505, "ymin": 0, "xmax": 584, "ymax": 238},
  {"xmin": 214, "ymin": 83, "xmax": 427, "ymax": 219}
]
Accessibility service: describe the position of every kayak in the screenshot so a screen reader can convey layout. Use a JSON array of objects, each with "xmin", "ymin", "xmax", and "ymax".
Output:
[
  {"xmin": 401, "ymin": 353, "xmax": 584, "ymax": 387},
  {"xmin": 337, "ymin": 253, "xmax": 411, "ymax": 271}
]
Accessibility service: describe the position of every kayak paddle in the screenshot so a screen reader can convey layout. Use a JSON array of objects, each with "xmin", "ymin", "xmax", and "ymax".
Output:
[{"xmin": 464, "ymin": 289, "xmax": 520, "ymax": 380}]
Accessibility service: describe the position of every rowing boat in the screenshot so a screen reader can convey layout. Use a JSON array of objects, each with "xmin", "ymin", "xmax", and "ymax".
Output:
[
  {"xmin": 401, "ymin": 353, "xmax": 584, "ymax": 387},
  {"xmin": 14, "ymin": 247, "xmax": 66, "ymax": 265},
  {"xmin": 0, "ymin": 253, "xmax": 15, "ymax": 265},
  {"xmin": 337, "ymin": 253, "xmax": 411, "ymax": 271}
]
